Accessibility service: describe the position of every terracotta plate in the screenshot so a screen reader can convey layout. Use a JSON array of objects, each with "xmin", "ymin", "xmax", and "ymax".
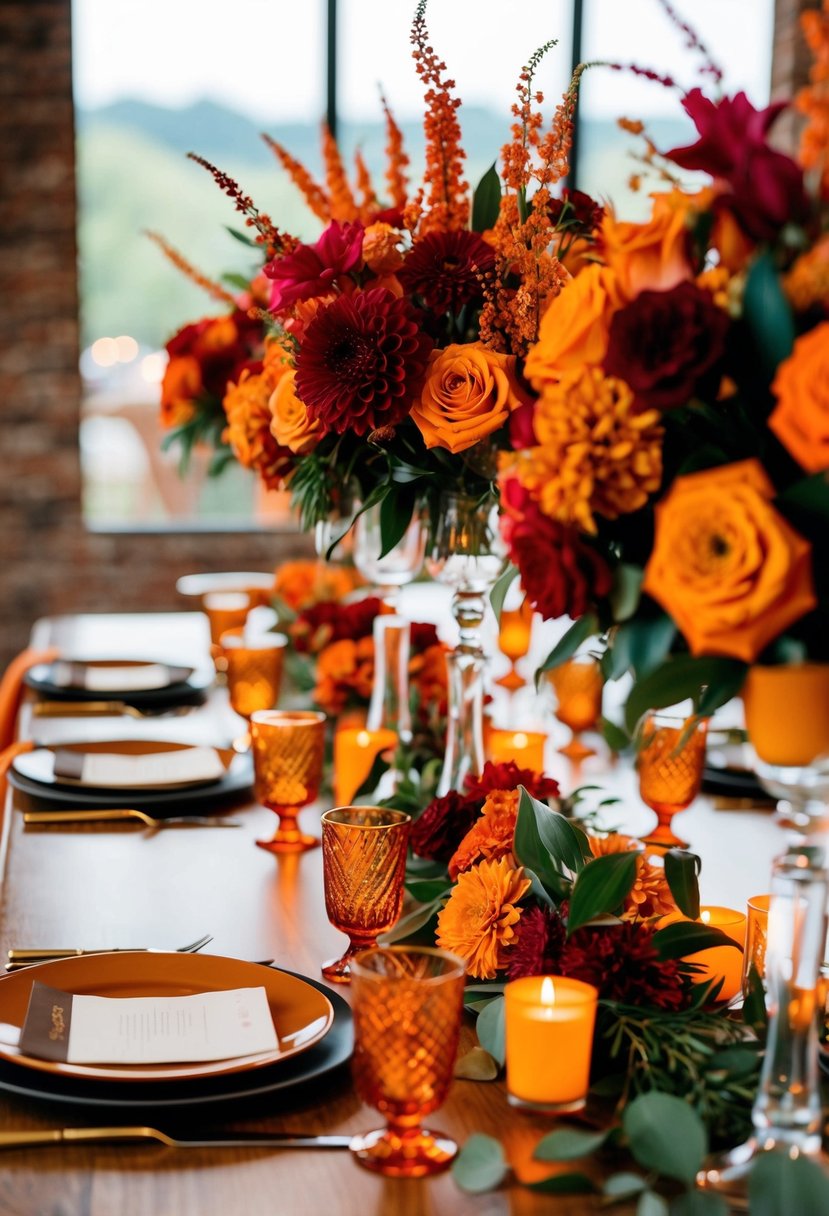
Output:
[
  {"xmin": 12, "ymin": 739, "xmax": 238, "ymax": 793},
  {"xmin": 0, "ymin": 953, "xmax": 333, "ymax": 1083}
]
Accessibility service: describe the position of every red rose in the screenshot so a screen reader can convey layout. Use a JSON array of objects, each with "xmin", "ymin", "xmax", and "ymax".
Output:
[{"xmin": 603, "ymin": 282, "xmax": 730, "ymax": 411}]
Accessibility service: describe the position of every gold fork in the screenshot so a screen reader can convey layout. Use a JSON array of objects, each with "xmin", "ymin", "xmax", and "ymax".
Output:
[
  {"xmin": 23, "ymin": 809, "xmax": 241, "ymax": 829},
  {"xmin": 33, "ymin": 702, "xmax": 192, "ymax": 720}
]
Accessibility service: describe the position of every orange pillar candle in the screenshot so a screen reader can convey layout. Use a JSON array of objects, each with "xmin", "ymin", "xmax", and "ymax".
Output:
[
  {"xmin": 664, "ymin": 906, "xmax": 746, "ymax": 1002},
  {"xmin": 334, "ymin": 728, "xmax": 398, "ymax": 806},
  {"xmin": 487, "ymin": 729, "xmax": 546, "ymax": 774},
  {"xmin": 505, "ymin": 976, "xmax": 598, "ymax": 1113}
]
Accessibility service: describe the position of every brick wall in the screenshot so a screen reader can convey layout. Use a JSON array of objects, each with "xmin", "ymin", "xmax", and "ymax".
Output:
[
  {"xmin": 0, "ymin": 0, "xmax": 822, "ymax": 668},
  {"xmin": 0, "ymin": 0, "xmax": 312, "ymax": 668}
]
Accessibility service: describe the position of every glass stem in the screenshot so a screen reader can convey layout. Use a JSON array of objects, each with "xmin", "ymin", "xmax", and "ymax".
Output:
[
  {"xmin": 367, "ymin": 616, "xmax": 412, "ymax": 743},
  {"xmin": 438, "ymin": 649, "xmax": 485, "ymax": 797},
  {"xmin": 751, "ymin": 844, "xmax": 827, "ymax": 1155}
]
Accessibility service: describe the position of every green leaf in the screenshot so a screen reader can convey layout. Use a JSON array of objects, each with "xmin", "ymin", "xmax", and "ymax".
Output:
[
  {"xmin": 624, "ymin": 655, "xmax": 747, "ymax": 735},
  {"xmin": 379, "ymin": 485, "xmax": 417, "ymax": 557},
  {"xmin": 652, "ymin": 921, "xmax": 742, "ymax": 961},
  {"xmin": 604, "ymin": 1172, "xmax": 647, "ymax": 1199},
  {"xmin": 742, "ymin": 964, "xmax": 768, "ymax": 1035},
  {"xmin": 378, "ymin": 895, "xmax": 444, "ymax": 945},
  {"xmin": 604, "ymin": 615, "xmax": 677, "ymax": 683},
  {"xmin": 451, "ymin": 1133, "xmax": 509, "ymax": 1194},
  {"xmin": 777, "ymin": 471, "xmax": 829, "ymax": 527},
  {"xmin": 518, "ymin": 788, "xmax": 592, "ymax": 874},
  {"xmin": 454, "ymin": 1046, "xmax": 499, "ymax": 1081},
  {"xmin": 602, "ymin": 716, "xmax": 632, "ymax": 753},
  {"xmin": 475, "ymin": 995, "xmax": 506, "ymax": 1066},
  {"xmin": 490, "ymin": 564, "xmax": 519, "ymax": 622},
  {"xmin": 638, "ymin": 1193, "xmax": 669, "ymax": 1216},
  {"xmin": 471, "ymin": 162, "xmax": 502, "ymax": 233},
  {"xmin": 669, "ymin": 1192, "xmax": 729, "ymax": 1216},
  {"xmin": 533, "ymin": 1126, "xmax": 609, "ymax": 1162},
  {"xmin": 224, "ymin": 224, "xmax": 258, "ymax": 247},
  {"xmin": 221, "ymin": 271, "xmax": 251, "ymax": 291},
  {"xmin": 664, "ymin": 850, "xmax": 701, "ymax": 920},
  {"xmin": 623, "ymin": 1092, "xmax": 707, "ymax": 1183},
  {"xmin": 405, "ymin": 878, "xmax": 451, "ymax": 903},
  {"xmin": 353, "ymin": 751, "xmax": 391, "ymax": 800},
  {"xmin": 748, "ymin": 1149, "xmax": 829, "ymax": 1216},
  {"xmin": 743, "ymin": 250, "xmax": 795, "ymax": 373},
  {"xmin": 610, "ymin": 563, "xmax": 644, "ymax": 622},
  {"xmin": 526, "ymin": 1172, "xmax": 597, "ymax": 1194},
  {"xmin": 536, "ymin": 613, "xmax": 599, "ymax": 682},
  {"xmin": 567, "ymin": 852, "xmax": 638, "ymax": 933}
]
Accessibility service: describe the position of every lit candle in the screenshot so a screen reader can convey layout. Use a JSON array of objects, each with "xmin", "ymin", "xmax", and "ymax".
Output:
[
  {"xmin": 505, "ymin": 975, "xmax": 598, "ymax": 1112},
  {"xmin": 333, "ymin": 727, "xmax": 398, "ymax": 806},
  {"xmin": 663, "ymin": 905, "xmax": 746, "ymax": 1002},
  {"xmin": 487, "ymin": 729, "xmax": 547, "ymax": 773}
]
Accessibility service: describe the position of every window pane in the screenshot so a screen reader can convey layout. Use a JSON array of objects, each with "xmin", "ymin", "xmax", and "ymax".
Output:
[
  {"xmin": 578, "ymin": 0, "xmax": 775, "ymax": 214},
  {"xmin": 72, "ymin": 0, "xmax": 325, "ymax": 527}
]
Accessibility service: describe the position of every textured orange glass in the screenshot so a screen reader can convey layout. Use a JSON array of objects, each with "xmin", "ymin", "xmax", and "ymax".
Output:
[
  {"xmin": 742, "ymin": 893, "xmax": 771, "ymax": 995},
  {"xmin": 496, "ymin": 598, "xmax": 533, "ymax": 692},
  {"xmin": 549, "ymin": 655, "xmax": 603, "ymax": 760},
  {"xmin": 220, "ymin": 630, "xmax": 286, "ymax": 720},
  {"xmin": 203, "ymin": 591, "xmax": 251, "ymax": 647},
  {"xmin": 321, "ymin": 807, "xmax": 410, "ymax": 983},
  {"xmin": 637, "ymin": 713, "xmax": 709, "ymax": 850},
  {"xmin": 250, "ymin": 710, "xmax": 326, "ymax": 853},
  {"xmin": 349, "ymin": 946, "xmax": 466, "ymax": 1177}
]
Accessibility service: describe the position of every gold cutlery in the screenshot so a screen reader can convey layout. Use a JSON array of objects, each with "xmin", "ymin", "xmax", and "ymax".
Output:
[
  {"xmin": 33, "ymin": 702, "xmax": 193, "ymax": 720},
  {"xmin": 23, "ymin": 809, "xmax": 241, "ymax": 830},
  {"xmin": 0, "ymin": 1127, "xmax": 352, "ymax": 1151},
  {"xmin": 7, "ymin": 934, "xmax": 214, "ymax": 967}
]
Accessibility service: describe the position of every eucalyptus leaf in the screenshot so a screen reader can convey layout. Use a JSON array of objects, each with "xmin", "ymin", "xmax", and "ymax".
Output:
[
  {"xmin": 747, "ymin": 1148, "xmax": 829, "ymax": 1216},
  {"xmin": 669, "ymin": 1192, "xmax": 729, "ymax": 1216},
  {"xmin": 526, "ymin": 1173, "xmax": 597, "ymax": 1194},
  {"xmin": 625, "ymin": 656, "xmax": 747, "ymax": 735},
  {"xmin": 490, "ymin": 564, "xmax": 520, "ymax": 622},
  {"xmin": 743, "ymin": 250, "xmax": 795, "ymax": 373},
  {"xmin": 567, "ymin": 852, "xmax": 638, "ymax": 933},
  {"xmin": 664, "ymin": 850, "xmax": 701, "ymax": 920},
  {"xmin": 623, "ymin": 1092, "xmax": 708, "ymax": 1183},
  {"xmin": 536, "ymin": 614, "xmax": 599, "ymax": 682},
  {"xmin": 610, "ymin": 563, "xmax": 644, "ymax": 622},
  {"xmin": 638, "ymin": 1192, "xmax": 669, "ymax": 1216},
  {"xmin": 652, "ymin": 921, "xmax": 742, "ymax": 961},
  {"xmin": 471, "ymin": 162, "xmax": 502, "ymax": 233},
  {"xmin": 476, "ymin": 995, "xmax": 506, "ymax": 1066},
  {"xmin": 454, "ymin": 1046, "xmax": 499, "ymax": 1081},
  {"xmin": 533, "ymin": 1126, "xmax": 609, "ymax": 1162},
  {"xmin": 604, "ymin": 1171, "xmax": 647, "ymax": 1199},
  {"xmin": 451, "ymin": 1133, "xmax": 509, "ymax": 1194}
]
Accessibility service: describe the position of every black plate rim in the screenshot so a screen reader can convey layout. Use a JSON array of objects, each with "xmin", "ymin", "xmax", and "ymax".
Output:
[
  {"xmin": 25, "ymin": 660, "xmax": 213, "ymax": 708},
  {"xmin": 0, "ymin": 969, "xmax": 353, "ymax": 1112}
]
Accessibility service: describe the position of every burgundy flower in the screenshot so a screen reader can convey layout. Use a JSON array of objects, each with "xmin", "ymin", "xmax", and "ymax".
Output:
[
  {"xmin": 547, "ymin": 188, "xmax": 605, "ymax": 232},
  {"xmin": 507, "ymin": 904, "xmax": 567, "ymax": 980},
  {"xmin": 166, "ymin": 310, "xmax": 263, "ymax": 401},
  {"xmin": 500, "ymin": 477, "xmax": 613, "ymax": 621},
  {"xmin": 664, "ymin": 89, "xmax": 808, "ymax": 241},
  {"xmin": 464, "ymin": 761, "xmax": 559, "ymax": 804},
  {"xmin": 603, "ymin": 282, "xmax": 730, "ymax": 411},
  {"xmin": 508, "ymin": 397, "xmax": 537, "ymax": 449},
  {"xmin": 291, "ymin": 596, "xmax": 384, "ymax": 654},
  {"xmin": 295, "ymin": 288, "xmax": 433, "ymax": 436},
  {"xmin": 265, "ymin": 220, "xmax": 364, "ymax": 311},
  {"xmin": 398, "ymin": 230, "xmax": 496, "ymax": 316},
  {"xmin": 410, "ymin": 621, "xmax": 440, "ymax": 653},
  {"xmin": 410, "ymin": 790, "xmax": 481, "ymax": 862},
  {"xmin": 560, "ymin": 922, "xmax": 688, "ymax": 1011}
]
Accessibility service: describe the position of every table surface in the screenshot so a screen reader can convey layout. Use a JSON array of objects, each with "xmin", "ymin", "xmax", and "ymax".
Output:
[{"xmin": 0, "ymin": 611, "xmax": 782, "ymax": 1216}]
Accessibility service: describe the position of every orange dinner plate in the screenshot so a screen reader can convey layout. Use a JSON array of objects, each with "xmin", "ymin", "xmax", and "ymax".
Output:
[{"xmin": 0, "ymin": 953, "xmax": 333, "ymax": 1083}]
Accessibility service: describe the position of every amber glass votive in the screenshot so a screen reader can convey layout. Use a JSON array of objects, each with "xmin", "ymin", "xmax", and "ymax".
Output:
[
  {"xmin": 637, "ymin": 713, "xmax": 708, "ymax": 850},
  {"xmin": 487, "ymin": 728, "xmax": 547, "ymax": 774},
  {"xmin": 321, "ymin": 807, "xmax": 410, "ymax": 983},
  {"xmin": 250, "ymin": 710, "xmax": 326, "ymax": 853},
  {"xmin": 220, "ymin": 630, "xmax": 287, "ymax": 719},
  {"xmin": 203, "ymin": 591, "xmax": 251, "ymax": 647},
  {"xmin": 742, "ymin": 894, "xmax": 771, "ymax": 994},
  {"xmin": 350, "ymin": 946, "xmax": 466, "ymax": 1177},
  {"xmin": 660, "ymin": 905, "xmax": 746, "ymax": 1003},
  {"xmin": 549, "ymin": 656, "xmax": 603, "ymax": 760},
  {"xmin": 505, "ymin": 975, "xmax": 598, "ymax": 1113}
]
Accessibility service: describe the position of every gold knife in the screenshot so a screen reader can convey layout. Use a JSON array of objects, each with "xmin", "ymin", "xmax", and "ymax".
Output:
[
  {"xmin": 23, "ymin": 810, "xmax": 241, "ymax": 829},
  {"xmin": 0, "ymin": 1127, "xmax": 352, "ymax": 1151}
]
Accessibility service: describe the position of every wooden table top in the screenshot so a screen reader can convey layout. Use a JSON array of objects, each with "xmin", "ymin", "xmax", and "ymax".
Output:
[{"xmin": 0, "ymin": 611, "xmax": 781, "ymax": 1215}]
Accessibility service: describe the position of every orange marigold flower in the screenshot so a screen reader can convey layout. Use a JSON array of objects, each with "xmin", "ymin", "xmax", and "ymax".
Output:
[
  {"xmin": 436, "ymin": 857, "xmax": 531, "ymax": 980},
  {"xmin": 408, "ymin": 641, "xmax": 449, "ymax": 718},
  {"xmin": 448, "ymin": 789, "xmax": 519, "ymax": 879},
  {"xmin": 588, "ymin": 834, "xmax": 676, "ymax": 920},
  {"xmin": 314, "ymin": 636, "xmax": 375, "ymax": 716},
  {"xmin": 272, "ymin": 561, "xmax": 363, "ymax": 613},
  {"xmin": 519, "ymin": 366, "xmax": 664, "ymax": 534},
  {"xmin": 160, "ymin": 356, "xmax": 201, "ymax": 428},
  {"xmin": 783, "ymin": 235, "xmax": 829, "ymax": 313},
  {"xmin": 222, "ymin": 362, "xmax": 292, "ymax": 491},
  {"xmin": 362, "ymin": 222, "xmax": 405, "ymax": 274}
]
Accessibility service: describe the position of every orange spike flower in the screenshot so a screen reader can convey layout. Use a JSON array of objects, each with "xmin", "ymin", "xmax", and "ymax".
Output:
[
  {"xmin": 145, "ymin": 232, "xmax": 238, "ymax": 307},
  {"xmin": 261, "ymin": 133, "xmax": 331, "ymax": 223},
  {"xmin": 381, "ymin": 93, "xmax": 410, "ymax": 210},
  {"xmin": 353, "ymin": 149, "xmax": 378, "ymax": 219},
  {"xmin": 321, "ymin": 124, "xmax": 359, "ymax": 222}
]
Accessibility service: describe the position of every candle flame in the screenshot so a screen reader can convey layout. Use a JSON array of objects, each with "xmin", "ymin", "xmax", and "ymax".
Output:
[
  {"xmin": 514, "ymin": 732, "xmax": 529, "ymax": 748},
  {"xmin": 541, "ymin": 976, "xmax": 556, "ymax": 1006},
  {"xmin": 357, "ymin": 730, "xmax": 371, "ymax": 747},
  {"xmin": 701, "ymin": 910, "xmax": 711, "ymax": 925}
]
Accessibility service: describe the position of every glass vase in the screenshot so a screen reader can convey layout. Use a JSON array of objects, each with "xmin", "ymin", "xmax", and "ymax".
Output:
[
  {"xmin": 353, "ymin": 503, "xmax": 426, "ymax": 612},
  {"xmin": 427, "ymin": 492, "xmax": 503, "ymax": 795}
]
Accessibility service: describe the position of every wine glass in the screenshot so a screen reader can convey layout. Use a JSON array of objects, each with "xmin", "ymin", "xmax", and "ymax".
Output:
[
  {"xmin": 636, "ymin": 711, "xmax": 708, "ymax": 851},
  {"xmin": 321, "ymin": 806, "xmax": 410, "ymax": 982},
  {"xmin": 495, "ymin": 597, "xmax": 534, "ymax": 692},
  {"xmin": 548, "ymin": 655, "xmax": 604, "ymax": 761},
  {"xmin": 250, "ymin": 710, "xmax": 326, "ymax": 853},
  {"xmin": 353, "ymin": 503, "xmax": 426, "ymax": 611},
  {"xmin": 349, "ymin": 946, "xmax": 466, "ymax": 1177},
  {"xmin": 220, "ymin": 630, "xmax": 287, "ymax": 744}
]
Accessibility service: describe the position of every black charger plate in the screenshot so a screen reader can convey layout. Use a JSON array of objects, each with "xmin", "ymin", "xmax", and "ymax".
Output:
[
  {"xmin": 0, "ymin": 972, "xmax": 352, "ymax": 1115},
  {"xmin": 25, "ymin": 660, "xmax": 213, "ymax": 709}
]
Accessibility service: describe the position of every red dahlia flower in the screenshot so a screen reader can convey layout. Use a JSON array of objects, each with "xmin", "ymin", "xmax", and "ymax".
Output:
[
  {"xmin": 410, "ymin": 790, "xmax": 481, "ymax": 862},
  {"xmin": 265, "ymin": 220, "xmax": 364, "ymax": 311},
  {"xmin": 295, "ymin": 288, "xmax": 433, "ymax": 435},
  {"xmin": 507, "ymin": 904, "xmax": 567, "ymax": 980},
  {"xmin": 398, "ymin": 230, "xmax": 496, "ymax": 316},
  {"xmin": 603, "ymin": 281, "xmax": 730, "ymax": 411},
  {"xmin": 664, "ymin": 90, "xmax": 807, "ymax": 241},
  {"xmin": 290, "ymin": 596, "xmax": 384, "ymax": 655},
  {"xmin": 463, "ymin": 761, "xmax": 559, "ymax": 804},
  {"xmin": 560, "ymin": 922, "xmax": 688, "ymax": 1011}
]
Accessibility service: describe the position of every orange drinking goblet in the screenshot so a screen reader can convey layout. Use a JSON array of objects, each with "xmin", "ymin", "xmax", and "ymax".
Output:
[
  {"xmin": 250, "ymin": 710, "xmax": 326, "ymax": 853},
  {"xmin": 548, "ymin": 655, "xmax": 603, "ymax": 760},
  {"xmin": 221, "ymin": 630, "xmax": 287, "ymax": 720},
  {"xmin": 321, "ymin": 807, "xmax": 410, "ymax": 983},
  {"xmin": 349, "ymin": 946, "xmax": 466, "ymax": 1177},
  {"xmin": 495, "ymin": 598, "xmax": 533, "ymax": 692},
  {"xmin": 637, "ymin": 712, "xmax": 709, "ymax": 850}
]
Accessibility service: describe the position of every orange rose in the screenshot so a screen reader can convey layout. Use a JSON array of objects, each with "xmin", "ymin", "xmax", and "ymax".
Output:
[
  {"xmin": 269, "ymin": 370, "xmax": 322, "ymax": 454},
  {"xmin": 411, "ymin": 342, "xmax": 531, "ymax": 454},
  {"xmin": 643, "ymin": 459, "xmax": 816, "ymax": 663},
  {"xmin": 769, "ymin": 323, "xmax": 829, "ymax": 473},
  {"xmin": 523, "ymin": 263, "xmax": 618, "ymax": 388},
  {"xmin": 160, "ymin": 355, "xmax": 200, "ymax": 428},
  {"xmin": 600, "ymin": 190, "xmax": 694, "ymax": 301},
  {"xmin": 362, "ymin": 222, "xmax": 405, "ymax": 274}
]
